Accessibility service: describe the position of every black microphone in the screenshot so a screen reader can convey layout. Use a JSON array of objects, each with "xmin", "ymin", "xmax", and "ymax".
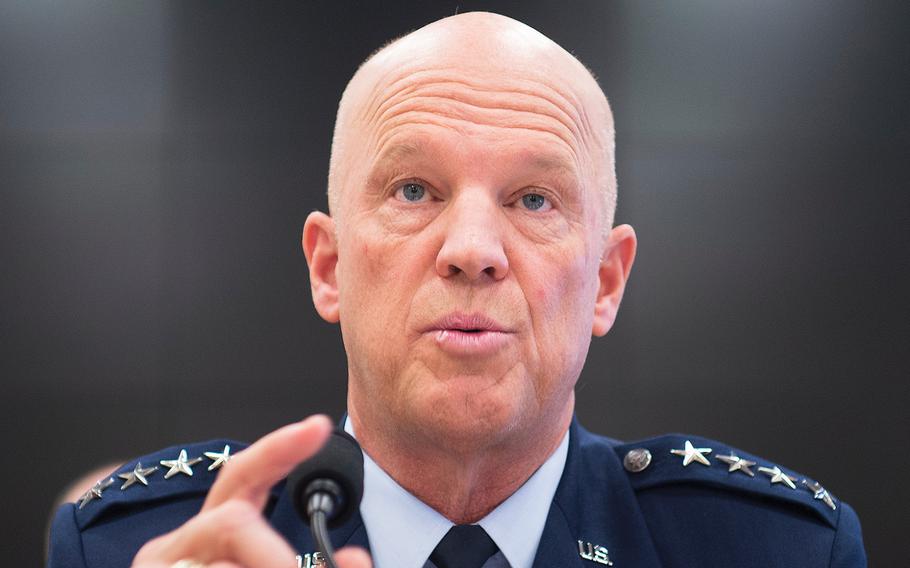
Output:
[{"xmin": 287, "ymin": 429, "xmax": 364, "ymax": 568}]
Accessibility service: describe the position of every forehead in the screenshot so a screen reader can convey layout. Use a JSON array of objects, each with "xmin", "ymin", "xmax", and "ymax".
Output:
[
  {"xmin": 347, "ymin": 63, "xmax": 603, "ymax": 196},
  {"xmin": 365, "ymin": 67, "xmax": 594, "ymax": 164}
]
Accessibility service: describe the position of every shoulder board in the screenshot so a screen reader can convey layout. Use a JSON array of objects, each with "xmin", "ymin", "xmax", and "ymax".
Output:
[
  {"xmin": 73, "ymin": 439, "xmax": 253, "ymax": 529},
  {"xmin": 613, "ymin": 434, "xmax": 840, "ymax": 528}
]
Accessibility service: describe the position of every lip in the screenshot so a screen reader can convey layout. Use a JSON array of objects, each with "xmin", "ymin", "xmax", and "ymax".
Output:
[{"xmin": 421, "ymin": 312, "xmax": 514, "ymax": 356}]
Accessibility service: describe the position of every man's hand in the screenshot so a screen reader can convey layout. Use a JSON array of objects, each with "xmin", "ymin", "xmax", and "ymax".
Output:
[{"xmin": 131, "ymin": 415, "xmax": 372, "ymax": 568}]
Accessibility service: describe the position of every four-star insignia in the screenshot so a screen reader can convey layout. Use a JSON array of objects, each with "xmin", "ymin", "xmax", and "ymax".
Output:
[
  {"xmin": 160, "ymin": 449, "xmax": 203, "ymax": 479},
  {"xmin": 802, "ymin": 479, "xmax": 837, "ymax": 510},
  {"xmin": 670, "ymin": 440, "xmax": 713, "ymax": 467},
  {"xmin": 716, "ymin": 453, "xmax": 757, "ymax": 477},
  {"xmin": 76, "ymin": 445, "xmax": 237, "ymax": 508},
  {"xmin": 204, "ymin": 444, "xmax": 233, "ymax": 471},
  {"xmin": 118, "ymin": 461, "xmax": 159, "ymax": 490},
  {"xmin": 661, "ymin": 440, "xmax": 837, "ymax": 512},
  {"xmin": 758, "ymin": 465, "xmax": 798, "ymax": 490},
  {"xmin": 77, "ymin": 477, "xmax": 114, "ymax": 509}
]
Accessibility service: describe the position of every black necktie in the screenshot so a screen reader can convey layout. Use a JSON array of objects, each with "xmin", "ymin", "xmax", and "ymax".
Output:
[{"xmin": 430, "ymin": 524, "xmax": 500, "ymax": 568}]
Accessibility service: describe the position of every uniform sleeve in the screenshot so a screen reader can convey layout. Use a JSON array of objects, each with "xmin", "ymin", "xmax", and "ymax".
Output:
[
  {"xmin": 829, "ymin": 501, "xmax": 867, "ymax": 568},
  {"xmin": 47, "ymin": 503, "xmax": 88, "ymax": 568}
]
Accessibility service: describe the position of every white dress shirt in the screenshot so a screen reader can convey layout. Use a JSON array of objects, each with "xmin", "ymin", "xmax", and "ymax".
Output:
[{"xmin": 345, "ymin": 419, "xmax": 570, "ymax": 568}]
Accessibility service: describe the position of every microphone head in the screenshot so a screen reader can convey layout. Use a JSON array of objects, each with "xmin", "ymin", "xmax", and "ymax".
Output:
[{"xmin": 287, "ymin": 429, "xmax": 364, "ymax": 529}]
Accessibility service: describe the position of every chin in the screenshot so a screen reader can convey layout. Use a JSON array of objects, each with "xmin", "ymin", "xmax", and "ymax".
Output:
[{"xmin": 414, "ymin": 386, "xmax": 529, "ymax": 451}]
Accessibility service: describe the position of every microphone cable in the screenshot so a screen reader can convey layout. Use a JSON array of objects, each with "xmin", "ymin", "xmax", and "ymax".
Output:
[{"xmin": 288, "ymin": 429, "xmax": 364, "ymax": 568}]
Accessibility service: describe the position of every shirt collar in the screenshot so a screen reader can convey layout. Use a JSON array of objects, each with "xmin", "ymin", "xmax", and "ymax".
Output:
[{"xmin": 345, "ymin": 418, "xmax": 570, "ymax": 568}]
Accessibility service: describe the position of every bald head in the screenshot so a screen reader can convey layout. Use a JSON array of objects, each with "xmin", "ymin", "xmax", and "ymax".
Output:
[{"xmin": 326, "ymin": 12, "xmax": 617, "ymax": 228}]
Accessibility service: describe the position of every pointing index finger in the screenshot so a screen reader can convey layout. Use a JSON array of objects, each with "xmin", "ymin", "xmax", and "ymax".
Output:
[{"xmin": 202, "ymin": 414, "xmax": 333, "ymax": 512}]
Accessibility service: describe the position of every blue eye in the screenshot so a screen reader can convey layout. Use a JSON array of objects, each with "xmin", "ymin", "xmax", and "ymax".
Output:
[
  {"xmin": 399, "ymin": 182, "xmax": 426, "ymax": 202},
  {"xmin": 521, "ymin": 193, "xmax": 547, "ymax": 211}
]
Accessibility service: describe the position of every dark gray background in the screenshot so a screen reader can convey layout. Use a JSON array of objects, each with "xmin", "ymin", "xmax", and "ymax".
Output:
[{"xmin": 2, "ymin": 1, "xmax": 907, "ymax": 565}]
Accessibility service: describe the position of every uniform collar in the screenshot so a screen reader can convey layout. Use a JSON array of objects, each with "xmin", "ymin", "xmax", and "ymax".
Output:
[
  {"xmin": 531, "ymin": 419, "xmax": 663, "ymax": 568},
  {"xmin": 346, "ymin": 418, "xmax": 570, "ymax": 568},
  {"xmin": 270, "ymin": 417, "xmax": 663, "ymax": 568}
]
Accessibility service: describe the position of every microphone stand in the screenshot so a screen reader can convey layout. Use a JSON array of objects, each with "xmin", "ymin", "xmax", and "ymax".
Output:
[
  {"xmin": 306, "ymin": 482, "xmax": 342, "ymax": 568},
  {"xmin": 290, "ymin": 431, "xmax": 363, "ymax": 568}
]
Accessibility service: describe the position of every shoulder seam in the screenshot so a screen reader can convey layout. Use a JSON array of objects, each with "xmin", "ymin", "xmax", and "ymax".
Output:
[{"xmin": 825, "ymin": 499, "xmax": 844, "ymax": 568}]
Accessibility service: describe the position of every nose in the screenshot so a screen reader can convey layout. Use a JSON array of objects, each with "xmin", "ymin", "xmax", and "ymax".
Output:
[{"xmin": 435, "ymin": 190, "xmax": 509, "ymax": 281}]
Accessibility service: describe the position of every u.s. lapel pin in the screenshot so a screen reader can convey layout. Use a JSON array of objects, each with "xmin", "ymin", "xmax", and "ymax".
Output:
[
  {"xmin": 578, "ymin": 540, "xmax": 613, "ymax": 566},
  {"xmin": 296, "ymin": 552, "xmax": 326, "ymax": 567}
]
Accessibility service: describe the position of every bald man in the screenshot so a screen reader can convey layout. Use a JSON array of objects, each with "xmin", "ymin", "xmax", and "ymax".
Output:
[{"xmin": 47, "ymin": 13, "xmax": 866, "ymax": 568}]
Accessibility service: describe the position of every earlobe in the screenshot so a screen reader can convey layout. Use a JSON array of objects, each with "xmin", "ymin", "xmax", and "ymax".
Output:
[
  {"xmin": 302, "ymin": 212, "xmax": 340, "ymax": 323},
  {"xmin": 592, "ymin": 224, "xmax": 637, "ymax": 337}
]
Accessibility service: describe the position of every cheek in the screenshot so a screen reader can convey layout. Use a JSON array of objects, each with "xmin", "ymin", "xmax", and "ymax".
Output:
[
  {"xmin": 358, "ymin": 241, "xmax": 385, "ymax": 289},
  {"xmin": 339, "ymin": 237, "xmax": 405, "ymax": 378},
  {"xmin": 534, "ymin": 284, "xmax": 554, "ymax": 305},
  {"xmin": 347, "ymin": 235, "xmax": 396, "ymax": 299},
  {"xmin": 340, "ymin": 226, "xmax": 426, "ymax": 335},
  {"xmin": 527, "ymin": 249, "xmax": 596, "ymax": 350},
  {"xmin": 536, "ymin": 249, "xmax": 591, "ymax": 306}
]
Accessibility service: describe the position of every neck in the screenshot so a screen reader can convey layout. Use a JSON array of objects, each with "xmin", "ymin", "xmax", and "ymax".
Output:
[{"xmin": 349, "ymin": 400, "xmax": 573, "ymax": 524}]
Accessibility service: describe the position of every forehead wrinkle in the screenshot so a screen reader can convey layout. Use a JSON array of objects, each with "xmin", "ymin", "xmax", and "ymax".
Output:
[
  {"xmin": 378, "ymin": 104, "xmax": 580, "ymax": 159},
  {"xmin": 373, "ymin": 76, "xmax": 583, "ymax": 139},
  {"xmin": 379, "ymin": 92, "xmax": 578, "ymax": 138},
  {"xmin": 370, "ymin": 118, "xmax": 586, "ymax": 182},
  {"xmin": 376, "ymin": 96, "xmax": 581, "ymax": 162},
  {"xmin": 362, "ymin": 84, "xmax": 595, "ymax": 181},
  {"xmin": 363, "ymin": 69, "xmax": 594, "ymax": 146}
]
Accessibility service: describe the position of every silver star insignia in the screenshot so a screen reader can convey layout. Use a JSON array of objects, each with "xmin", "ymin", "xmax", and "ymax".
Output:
[
  {"xmin": 758, "ymin": 465, "xmax": 798, "ymax": 490},
  {"xmin": 670, "ymin": 440, "xmax": 713, "ymax": 467},
  {"xmin": 802, "ymin": 479, "xmax": 837, "ymax": 510},
  {"xmin": 77, "ymin": 477, "xmax": 114, "ymax": 509},
  {"xmin": 716, "ymin": 453, "xmax": 756, "ymax": 477},
  {"xmin": 118, "ymin": 461, "xmax": 159, "ymax": 490},
  {"xmin": 160, "ymin": 449, "xmax": 203, "ymax": 479},
  {"xmin": 204, "ymin": 444, "xmax": 233, "ymax": 471}
]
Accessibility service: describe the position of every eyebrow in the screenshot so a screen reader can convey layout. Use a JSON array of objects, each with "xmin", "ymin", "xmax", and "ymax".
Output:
[
  {"xmin": 364, "ymin": 141, "xmax": 419, "ymax": 189},
  {"xmin": 371, "ymin": 140, "xmax": 423, "ymax": 169},
  {"xmin": 372, "ymin": 139, "xmax": 578, "ymax": 176},
  {"xmin": 524, "ymin": 153, "xmax": 578, "ymax": 177}
]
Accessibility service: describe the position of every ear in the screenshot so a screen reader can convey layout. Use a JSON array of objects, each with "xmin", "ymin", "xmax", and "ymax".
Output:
[
  {"xmin": 592, "ymin": 224, "xmax": 637, "ymax": 337},
  {"xmin": 302, "ymin": 211, "xmax": 340, "ymax": 323}
]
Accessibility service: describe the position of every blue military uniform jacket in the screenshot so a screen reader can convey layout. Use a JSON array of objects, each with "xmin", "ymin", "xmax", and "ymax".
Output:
[{"xmin": 48, "ymin": 419, "xmax": 866, "ymax": 567}]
